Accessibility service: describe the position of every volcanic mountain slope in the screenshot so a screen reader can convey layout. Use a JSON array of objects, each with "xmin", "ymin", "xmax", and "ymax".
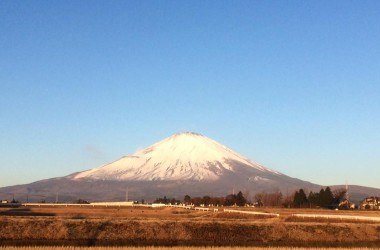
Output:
[
  {"xmin": 73, "ymin": 132, "xmax": 280, "ymax": 181},
  {"xmin": 1, "ymin": 132, "xmax": 323, "ymax": 202}
]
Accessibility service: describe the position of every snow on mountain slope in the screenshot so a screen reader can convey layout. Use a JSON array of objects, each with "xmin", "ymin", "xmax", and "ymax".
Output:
[{"xmin": 73, "ymin": 132, "xmax": 281, "ymax": 181}]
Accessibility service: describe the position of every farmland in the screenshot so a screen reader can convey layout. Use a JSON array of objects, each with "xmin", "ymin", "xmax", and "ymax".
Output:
[
  {"xmin": 1, "ymin": 247, "xmax": 380, "ymax": 250},
  {"xmin": 0, "ymin": 205, "xmax": 380, "ymax": 247}
]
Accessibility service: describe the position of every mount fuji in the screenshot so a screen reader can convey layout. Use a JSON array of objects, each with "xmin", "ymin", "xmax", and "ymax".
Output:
[
  {"xmin": 73, "ymin": 132, "xmax": 280, "ymax": 182},
  {"xmin": 1, "ymin": 132, "xmax": 322, "ymax": 202}
]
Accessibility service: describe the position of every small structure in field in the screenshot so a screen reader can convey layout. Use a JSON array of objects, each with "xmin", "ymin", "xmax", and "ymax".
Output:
[
  {"xmin": 360, "ymin": 196, "xmax": 380, "ymax": 210},
  {"xmin": 151, "ymin": 203, "xmax": 166, "ymax": 208},
  {"xmin": 338, "ymin": 199, "xmax": 355, "ymax": 210}
]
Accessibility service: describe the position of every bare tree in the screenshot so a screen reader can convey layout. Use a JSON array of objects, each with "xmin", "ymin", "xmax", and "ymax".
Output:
[{"xmin": 254, "ymin": 191, "xmax": 283, "ymax": 207}]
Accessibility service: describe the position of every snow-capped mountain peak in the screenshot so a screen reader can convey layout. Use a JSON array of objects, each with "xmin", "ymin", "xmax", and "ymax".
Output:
[{"xmin": 73, "ymin": 132, "xmax": 281, "ymax": 181}]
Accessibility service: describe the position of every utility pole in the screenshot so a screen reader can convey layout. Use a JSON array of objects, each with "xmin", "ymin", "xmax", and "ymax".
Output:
[{"xmin": 126, "ymin": 187, "xmax": 129, "ymax": 202}]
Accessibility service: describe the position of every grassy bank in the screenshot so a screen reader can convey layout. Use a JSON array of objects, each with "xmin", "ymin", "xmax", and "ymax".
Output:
[
  {"xmin": 1, "ymin": 247, "xmax": 380, "ymax": 250},
  {"xmin": 0, "ymin": 217, "xmax": 380, "ymax": 247}
]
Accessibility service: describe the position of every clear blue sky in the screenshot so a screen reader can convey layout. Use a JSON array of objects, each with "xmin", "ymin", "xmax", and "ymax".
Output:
[{"xmin": 1, "ymin": 1, "xmax": 379, "ymax": 188}]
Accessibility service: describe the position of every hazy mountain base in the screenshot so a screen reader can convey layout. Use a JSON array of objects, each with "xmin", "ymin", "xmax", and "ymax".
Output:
[
  {"xmin": 0, "ymin": 172, "xmax": 319, "ymax": 203},
  {"xmin": 0, "ymin": 217, "xmax": 379, "ymax": 247},
  {"xmin": 1, "ymin": 171, "xmax": 378, "ymax": 203}
]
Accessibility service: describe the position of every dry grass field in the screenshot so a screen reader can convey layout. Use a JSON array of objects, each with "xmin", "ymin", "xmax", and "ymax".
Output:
[
  {"xmin": 1, "ymin": 205, "xmax": 379, "ymax": 220},
  {"xmin": 1, "ymin": 247, "xmax": 380, "ymax": 250},
  {"xmin": 0, "ymin": 205, "xmax": 379, "ymax": 247}
]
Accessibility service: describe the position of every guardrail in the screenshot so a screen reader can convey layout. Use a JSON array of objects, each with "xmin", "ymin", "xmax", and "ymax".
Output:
[
  {"xmin": 224, "ymin": 209, "xmax": 279, "ymax": 217},
  {"xmin": 20, "ymin": 202, "xmax": 195, "ymax": 209},
  {"xmin": 21, "ymin": 202, "xmax": 135, "ymax": 207},
  {"xmin": 166, "ymin": 204, "xmax": 194, "ymax": 209},
  {"xmin": 194, "ymin": 207, "xmax": 209, "ymax": 211},
  {"xmin": 292, "ymin": 213, "xmax": 380, "ymax": 222}
]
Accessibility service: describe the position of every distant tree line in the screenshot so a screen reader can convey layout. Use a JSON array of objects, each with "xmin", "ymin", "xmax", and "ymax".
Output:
[
  {"xmin": 184, "ymin": 195, "xmax": 225, "ymax": 206},
  {"xmin": 154, "ymin": 191, "xmax": 248, "ymax": 206},
  {"xmin": 154, "ymin": 196, "xmax": 181, "ymax": 205},
  {"xmin": 293, "ymin": 187, "xmax": 346, "ymax": 208},
  {"xmin": 184, "ymin": 191, "xmax": 248, "ymax": 206},
  {"xmin": 154, "ymin": 186, "xmax": 346, "ymax": 208},
  {"xmin": 253, "ymin": 187, "xmax": 346, "ymax": 208}
]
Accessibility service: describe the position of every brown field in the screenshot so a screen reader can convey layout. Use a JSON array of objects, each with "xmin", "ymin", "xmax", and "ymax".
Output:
[
  {"xmin": 0, "ymin": 206, "xmax": 379, "ymax": 247},
  {"xmin": 1, "ymin": 205, "xmax": 379, "ymax": 219},
  {"xmin": 1, "ymin": 247, "xmax": 380, "ymax": 250}
]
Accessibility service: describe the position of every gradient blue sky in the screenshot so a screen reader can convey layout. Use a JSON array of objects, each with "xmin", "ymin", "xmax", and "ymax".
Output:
[{"xmin": 1, "ymin": 1, "xmax": 379, "ymax": 189}]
